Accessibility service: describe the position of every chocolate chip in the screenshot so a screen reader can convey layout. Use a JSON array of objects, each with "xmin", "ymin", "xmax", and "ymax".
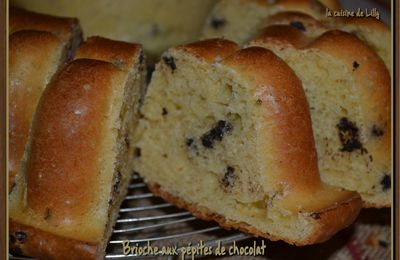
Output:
[
  {"xmin": 353, "ymin": 61, "xmax": 359, "ymax": 70},
  {"xmin": 163, "ymin": 154, "xmax": 168, "ymax": 158},
  {"xmin": 336, "ymin": 117, "xmax": 365, "ymax": 153},
  {"xmin": 290, "ymin": 21, "xmax": 306, "ymax": 31},
  {"xmin": 221, "ymin": 166, "xmax": 236, "ymax": 188},
  {"xmin": 15, "ymin": 231, "xmax": 27, "ymax": 243},
  {"xmin": 380, "ymin": 174, "xmax": 391, "ymax": 190},
  {"xmin": 369, "ymin": 155, "xmax": 373, "ymax": 162},
  {"xmin": 310, "ymin": 212, "xmax": 321, "ymax": 220},
  {"xmin": 201, "ymin": 120, "xmax": 233, "ymax": 149},
  {"xmin": 162, "ymin": 108, "xmax": 168, "ymax": 116},
  {"xmin": 379, "ymin": 240, "xmax": 388, "ymax": 247},
  {"xmin": 186, "ymin": 138, "xmax": 195, "ymax": 147},
  {"xmin": 372, "ymin": 125, "xmax": 384, "ymax": 137},
  {"xmin": 146, "ymin": 64, "xmax": 155, "ymax": 85},
  {"xmin": 163, "ymin": 56, "xmax": 176, "ymax": 72},
  {"xmin": 256, "ymin": 99, "xmax": 263, "ymax": 105},
  {"xmin": 135, "ymin": 147, "xmax": 141, "ymax": 158},
  {"xmin": 210, "ymin": 17, "xmax": 226, "ymax": 29}
]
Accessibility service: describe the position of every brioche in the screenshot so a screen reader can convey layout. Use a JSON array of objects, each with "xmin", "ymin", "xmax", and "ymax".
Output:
[
  {"xmin": 133, "ymin": 39, "xmax": 361, "ymax": 245},
  {"xmin": 9, "ymin": 37, "xmax": 145, "ymax": 259},
  {"xmin": 201, "ymin": 0, "xmax": 341, "ymax": 45},
  {"xmin": 11, "ymin": 0, "xmax": 216, "ymax": 58},
  {"xmin": 261, "ymin": 11, "xmax": 391, "ymax": 71},
  {"xmin": 9, "ymin": 7, "xmax": 82, "ymax": 190},
  {"xmin": 249, "ymin": 28, "xmax": 391, "ymax": 207}
]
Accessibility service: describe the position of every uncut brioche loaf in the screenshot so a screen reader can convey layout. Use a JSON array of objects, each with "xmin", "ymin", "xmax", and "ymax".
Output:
[
  {"xmin": 261, "ymin": 11, "xmax": 391, "ymax": 71},
  {"xmin": 9, "ymin": 37, "xmax": 145, "ymax": 259},
  {"xmin": 11, "ymin": 0, "xmax": 216, "ymax": 58},
  {"xmin": 9, "ymin": 7, "xmax": 82, "ymax": 190},
  {"xmin": 249, "ymin": 28, "xmax": 391, "ymax": 207},
  {"xmin": 133, "ymin": 39, "xmax": 361, "ymax": 245},
  {"xmin": 201, "ymin": 0, "xmax": 341, "ymax": 45}
]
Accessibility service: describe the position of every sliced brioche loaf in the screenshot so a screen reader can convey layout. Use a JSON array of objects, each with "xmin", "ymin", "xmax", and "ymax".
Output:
[
  {"xmin": 9, "ymin": 37, "xmax": 145, "ymax": 259},
  {"xmin": 9, "ymin": 7, "xmax": 82, "ymax": 190},
  {"xmin": 249, "ymin": 28, "xmax": 391, "ymax": 207},
  {"xmin": 133, "ymin": 39, "xmax": 361, "ymax": 245},
  {"xmin": 261, "ymin": 11, "xmax": 391, "ymax": 71},
  {"xmin": 201, "ymin": 0, "xmax": 341, "ymax": 45}
]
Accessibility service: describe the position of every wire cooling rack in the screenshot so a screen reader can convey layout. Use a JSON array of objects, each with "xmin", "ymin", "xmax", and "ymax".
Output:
[{"xmin": 10, "ymin": 173, "xmax": 251, "ymax": 259}]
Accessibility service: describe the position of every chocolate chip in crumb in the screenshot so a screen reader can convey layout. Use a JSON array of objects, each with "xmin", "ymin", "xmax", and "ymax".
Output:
[
  {"xmin": 353, "ymin": 61, "xmax": 360, "ymax": 71},
  {"xmin": 210, "ymin": 16, "xmax": 226, "ymax": 29},
  {"xmin": 201, "ymin": 120, "xmax": 233, "ymax": 149},
  {"xmin": 163, "ymin": 154, "xmax": 168, "ymax": 158},
  {"xmin": 336, "ymin": 117, "xmax": 365, "ymax": 153},
  {"xmin": 290, "ymin": 21, "xmax": 306, "ymax": 31},
  {"xmin": 15, "ymin": 231, "xmax": 27, "ymax": 243},
  {"xmin": 135, "ymin": 147, "xmax": 141, "ymax": 158},
  {"xmin": 369, "ymin": 155, "xmax": 373, "ymax": 162},
  {"xmin": 310, "ymin": 212, "xmax": 321, "ymax": 220},
  {"xmin": 380, "ymin": 174, "xmax": 391, "ymax": 191},
  {"xmin": 162, "ymin": 108, "xmax": 168, "ymax": 116},
  {"xmin": 379, "ymin": 240, "xmax": 388, "ymax": 247},
  {"xmin": 372, "ymin": 125, "xmax": 384, "ymax": 137},
  {"xmin": 162, "ymin": 56, "xmax": 176, "ymax": 72},
  {"xmin": 186, "ymin": 138, "xmax": 194, "ymax": 147},
  {"xmin": 221, "ymin": 166, "xmax": 236, "ymax": 188},
  {"xmin": 256, "ymin": 99, "xmax": 263, "ymax": 105}
]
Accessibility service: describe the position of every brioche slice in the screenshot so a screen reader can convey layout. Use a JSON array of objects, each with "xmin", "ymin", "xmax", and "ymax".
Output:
[
  {"xmin": 261, "ymin": 11, "xmax": 391, "ymax": 71},
  {"xmin": 9, "ymin": 7, "xmax": 82, "ymax": 190},
  {"xmin": 249, "ymin": 28, "xmax": 391, "ymax": 207},
  {"xmin": 133, "ymin": 39, "xmax": 361, "ymax": 245},
  {"xmin": 9, "ymin": 37, "xmax": 145, "ymax": 259},
  {"xmin": 201, "ymin": 0, "xmax": 340, "ymax": 45}
]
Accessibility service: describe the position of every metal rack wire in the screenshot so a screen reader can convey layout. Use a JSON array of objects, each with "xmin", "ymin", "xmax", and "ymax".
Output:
[{"xmin": 10, "ymin": 173, "xmax": 251, "ymax": 259}]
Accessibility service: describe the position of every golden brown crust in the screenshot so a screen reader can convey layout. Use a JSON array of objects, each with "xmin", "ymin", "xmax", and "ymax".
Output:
[
  {"xmin": 24, "ymin": 59, "xmax": 121, "ymax": 218},
  {"xmin": 147, "ymin": 182, "xmax": 360, "ymax": 246},
  {"xmin": 9, "ymin": 220, "xmax": 97, "ymax": 260},
  {"xmin": 174, "ymin": 38, "xmax": 240, "ymax": 63},
  {"xmin": 9, "ymin": 6, "xmax": 81, "ymax": 43},
  {"xmin": 9, "ymin": 30, "xmax": 64, "ymax": 190},
  {"xmin": 74, "ymin": 36, "xmax": 142, "ymax": 70}
]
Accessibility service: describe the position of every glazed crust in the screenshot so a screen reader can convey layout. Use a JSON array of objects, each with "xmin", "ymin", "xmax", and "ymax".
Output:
[
  {"xmin": 75, "ymin": 36, "xmax": 142, "ymax": 70},
  {"xmin": 9, "ymin": 6, "xmax": 81, "ymax": 43},
  {"xmin": 9, "ymin": 220, "xmax": 97, "ymax": 260},
  {"xmin": 147, "ymin": 182, "xmax": 361, "ymax": 246},
  {"xmin": 9, "ymin": 30, "xmax": 63, "ymax": 190}
]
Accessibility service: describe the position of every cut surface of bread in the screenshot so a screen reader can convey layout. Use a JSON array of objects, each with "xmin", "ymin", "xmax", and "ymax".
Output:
[
  {"xmin": 249, "ymin": 28, "xmax": 391, "ymax": 207},
  {"xmin": 133, "ymin": 39, "xmax": 361, "ymax": 245},
  {"xmin": 261, "ymin": 11, "xmax": 391, "ymax": 72},
  {"xmin": 201, "ymin": 0, "xmax": 341, "ymax": 45},
  {"xmin": 9, "ymin": 7, "xmax": 82, "ymax": 190},
  {"xmin": 11, "ymin": 0, "xmax": 216, "ymax": 58},
  {"xmin": 9, "ymin": 37, "xmax": 145, "ymax": 259}
]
